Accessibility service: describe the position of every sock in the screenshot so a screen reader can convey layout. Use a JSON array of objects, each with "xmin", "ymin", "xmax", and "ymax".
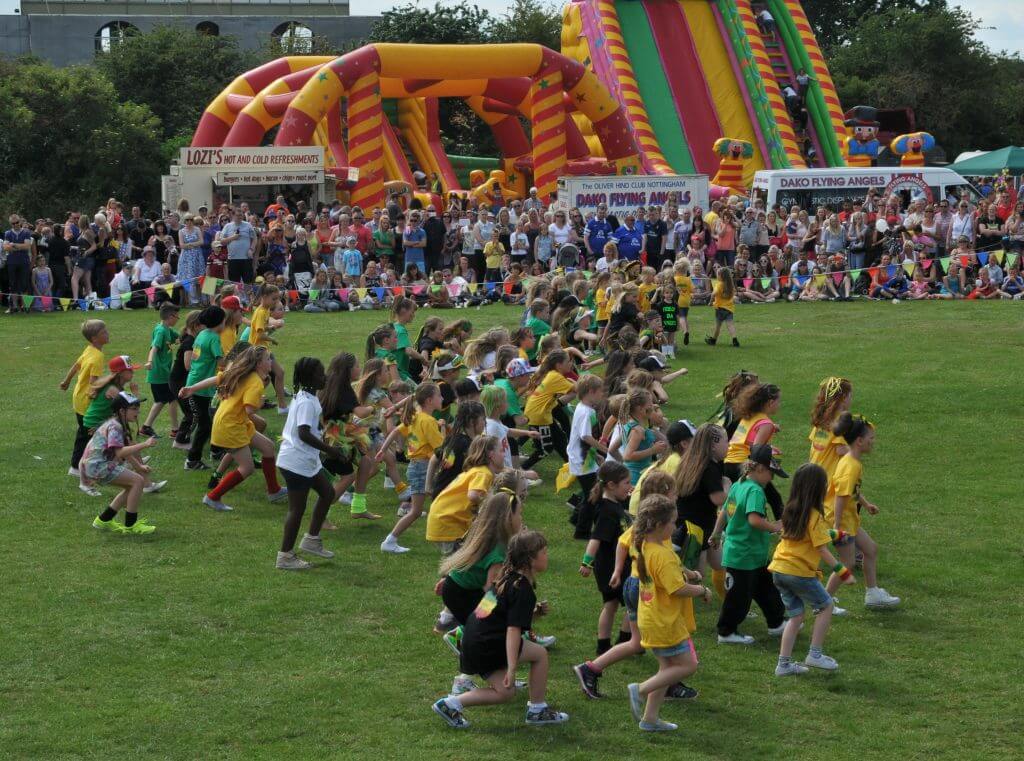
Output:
[
  {"xmin": 444, "ymin": 695, "xmax": 463, "ymax": 712},
  {"xmin": 350, "ymin": 493, "xmax": 368, "ymax": 514},
  {"xmin": 778, "ymin": 655, "xmax": 792, "ymax": 666},
  {"xmin": 394, "ymin": 481, "xmax": 408, "ymax": 494},
  {"xmin": 809, "ymin": 645, "xmax": 823, "ymax": 658},
  {"xmin": 261, "ymin": 457, "xmax": 281, "ymax": 492},
  {"xmin": 616, "ymin": 629, "xmax": 631, "ymax": 645},
  {"xmin": 125, "ymin": 512, "xmax": 138, "ymax": 527},
  {"xmin": 99, "ymin": 507, "xmax": 117, "ymax": 522},
  {"xmin": 384, "ymin": 533, "xmax": 397, "ymax": 545},
  {"xmin": 712, "ymin": 568, "xmax": 728, "ymax": 600},
  {"xmin": 585, "ymin": 660, "xmax": 602, "ymax": 675},
  {"xmin": 527, "ymin": 701, "xmax": 547, "ymax": 712},
  {"xmin": 208, "ymin": 469, "xmax": 244, "ymax": 500},
  {"xmin": 683, "ymin": 332, "xmax": 690, "ymax": 345},
  {"xmin": 597, "ymin": 637, "xmax": 612, "ymax": 655}
]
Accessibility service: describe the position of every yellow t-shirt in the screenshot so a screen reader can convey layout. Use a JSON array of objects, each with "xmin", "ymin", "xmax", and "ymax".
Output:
[
  {"xmin": 712, "ymin": 281, "xmax": 735, "ymax": 312},
  {"xmin": 484, "ymin": 241, "xmax": 504, "ymax": 270},
  {"xmin": 595, "ymin": 287, "xmax": 610, "ymax": 322},
  {"xmin": 73, "ymin": 345, "xmax": 105, "ymax": 415},
  {"xmin": 220, "ymin": 324, "xmax": 238, "ymax": 356},
  {"xmin": 825, "ymin": 454, "xmax": 863, "ymax": 534},
  {"xmin": 769, "ymin": 510, "xmax": 831, "ymax": 577},
  {"xmin": 249, "ymin": 306, "xmax": 270, "ymax": 347},
  {"xmin": 725, "ymin": 413, "xmax": 771, "ymax": 464},
  {"xmin": 637, "ymin": 540, "xmax": 691, "ymax": 649},
  {"xmin": 638, "ymin": 282, "xmax": 657, "ymax": 312},
  {"xmin": 628, "ymin": 453, "xmax": 682, "ymax": 515},
  {"xmin": 523, "ymin": 370, "xmax": 574, "ymax": 426},
  {"xmin": 808, "ymin": 425, "xmax": 847, "ymax": 482},
  {"xmin": 674, "ymin": 275, "xmax": 693, "ymax": 307},
  {"xmin": 425, "ymin": 465, "xmax": 495, "ymax": 542},
  {"xmin": 211, "ymin": 372, "xmax": 265, "ymax": 449},
  {"xmin": 399, "ymin": 410, "xmax": 444, "ymax": 460}
]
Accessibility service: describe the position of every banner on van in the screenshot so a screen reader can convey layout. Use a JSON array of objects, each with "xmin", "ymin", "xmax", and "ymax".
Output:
[{"xmin": 558, "ymin": 175, "xmax": 710, "ymax": 219}]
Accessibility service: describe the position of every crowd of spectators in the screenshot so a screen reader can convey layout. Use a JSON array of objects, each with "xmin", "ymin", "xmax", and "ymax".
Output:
[{"xmin": 3, "ymin": 176, "xmax": 1022, "ymax": 313}]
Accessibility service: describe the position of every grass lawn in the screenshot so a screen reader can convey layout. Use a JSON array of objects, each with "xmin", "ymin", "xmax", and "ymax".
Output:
[{"xmin": 1, "ymin": 301, "xmax": 1022, "ymax": 760}]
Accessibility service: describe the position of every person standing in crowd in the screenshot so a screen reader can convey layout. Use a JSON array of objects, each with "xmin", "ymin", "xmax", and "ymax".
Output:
[
  {"xmin": 612, "ymin": 213, "xmax": 643, "ymax": 262},
  {"xmin": 220, "ymin": 209, "xmax": 257, "ymax": 284},
  {"xmin": 643, "ymin": 206, "xmax": 667, "ymax": 271},
  {"xmin": 424, "ymin": 205, "xmax": 446, "ymax": 274},
  {"xmin": 5, "ymin": 214, "xmax": 36, "ymax": 313},
  {"xmin": 403, "ymin": 211, "xmax": 428, "ymax": 277}
]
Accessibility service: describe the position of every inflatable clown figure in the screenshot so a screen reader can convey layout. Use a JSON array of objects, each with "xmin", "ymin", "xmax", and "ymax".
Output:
[
  {"xmin": 711, "ymin": 138, "xmax": 754, "ymax": 195},
  {"xmin": 891, "ymin": 132, "xmax": 936, "ymax": 167},
  {"xmin": 843, "ymin": 106, "xmax": 881, "ymax": 167}
]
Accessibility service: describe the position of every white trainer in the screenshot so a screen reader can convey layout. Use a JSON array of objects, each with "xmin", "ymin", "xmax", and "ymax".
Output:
[
  {"xmin": 337, "ymin": 491, "xmax": 354, "ymax": 506},
  {"xmin": 381, "ymin": 538, "xmax": 410, "ymax": 554},
  {"xmin": 143, "ymin": 480, "xmax": 167, "ymax": 494},
  {"xmin": 805, "ymin": 652, "xmax": 839, "ymax": 671},
  {"xmin": 276, "ymin": 551, "xmax": 312, "ymax": 570},
  {"xmin": 299, "ymin": 533, "xmax": 335, "ymax": 558},
  {"xmin": 267, "ymin": 487, "xmax": 289, "ymax": 503},
  {"xmin": 775, "ymin": 661, "xmax": 809, "ymax": 677},
  {"xmin": 68, "ymin": 467, "xmax": 80, "ymax": 477},
  {"xmin": 865, "ymin": 587, "xmax": 901, "ymax": 609},
  {"xmin": 202, "ymin": 495, "xmax": 233, "ymax": 512},
  {"xmin": 717, "ymin": 633, "xmax": 755, "ymax": 645},
  {"xmin": 79, "ymin": 483, "xmax": 101, "ymax": 497}
]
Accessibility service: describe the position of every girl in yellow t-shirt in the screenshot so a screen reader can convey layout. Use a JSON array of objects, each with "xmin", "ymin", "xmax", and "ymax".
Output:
[
  {"xmin": 672, "ymin": 259, "xmax": 693, "ymax": 346},
  {"xmin": 629, "ymin": 495, "xmax": 710, "ymax": 732},
  {"xmin": 181, "ymin": 345, "xmax": 287, "ymax": 512},
  {"xmin": 593, "ymin": 272, "xmax": 612, "ymax": 330},
  {"xmin": 425, "ymin": 435, "xmax": 503, "ymax": 548},
  {"xmin": 377, "ymin": 382, "xmax": 444, "ymax": 554},
  {"xmin": 824, "ymin": 414, "xmax": 900, "ymax": 611},
  {"xmin": 250, "ymin": 283, "xmax": 289, "ymax": 413},
  {"xmin": 705, "ymin": 265, "xmax": 739, "ymax": 347},
  {"xmin": 769, "ymin": 463, "xmax": 851, "ymax": 675},
  {"xmin": 808, "ymin": 376, "xmax": 853, "ymax": 482},
  {"xmin": 724, "ymin": 382, "xmax": 783, "ymax": 519},
  {"xmin": 521, "ymin": 350, "xmax": 575, "ymax": 470}
]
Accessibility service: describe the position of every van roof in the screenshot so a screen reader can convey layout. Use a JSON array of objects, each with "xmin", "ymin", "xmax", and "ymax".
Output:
[{"xmin": 753, "ymin": 167, "xmax": 966, "ymax": 178}]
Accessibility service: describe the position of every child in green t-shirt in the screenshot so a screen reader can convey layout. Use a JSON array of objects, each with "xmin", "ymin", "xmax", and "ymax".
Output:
[{"xmin": 141, "ymin": 302, "xmax": 180, "ymax": 438}]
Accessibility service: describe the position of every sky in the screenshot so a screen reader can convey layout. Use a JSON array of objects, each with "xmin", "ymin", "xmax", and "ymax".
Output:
[{"xmin": 1, "ymin": 1, "xmax": 1020, "ymax": 55}]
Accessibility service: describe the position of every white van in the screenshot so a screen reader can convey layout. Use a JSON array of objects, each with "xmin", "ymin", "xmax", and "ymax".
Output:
[{"xmin": 750, "ymin": 167, "xmax": 980, "ymax": 211}]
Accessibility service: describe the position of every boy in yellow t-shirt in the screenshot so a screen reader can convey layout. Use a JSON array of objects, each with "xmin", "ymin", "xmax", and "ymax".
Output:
[
  {"xmin": 637, "ymin": 266, "xmax": 658, "ymax": 312},
  {"xmin": 521, "ymin": 351, "xmax": 575, "ymax": 470},
  {"xmin": 483, "ymin": 228, "xmax": 505, "ymax": 283},
  {"xmin": 705, "ymin": 266, "xmax": 739, "ymax": 347},
  {"xmin": 823, "ymin": 415, "xmax": 900, "ymax": 611},
  {"xmin": 60, "ymin": 319, "xmax": 110, "ymax": 479}
]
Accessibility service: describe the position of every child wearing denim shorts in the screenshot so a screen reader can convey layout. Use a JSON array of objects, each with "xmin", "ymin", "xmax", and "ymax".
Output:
[{"xmin": 769, "ymin": 463, "xmax": 852, "ymax": 676}]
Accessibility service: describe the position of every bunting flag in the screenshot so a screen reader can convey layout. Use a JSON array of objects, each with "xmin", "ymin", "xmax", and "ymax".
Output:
[
  {"xmin": 60, "ymin": 297, "xmax": 71, "ymax": 311},
  {"xmin": 446, "ymin": 284, "xmax": 460, "ymax": 297},
  {"xmin": 78, "ymin": 299, "xmax": 89, "ymax": 311},
  {"xmin": 851, "ymin": 269, "xmax": 862, "ymax": 281},
  {"xmin": 886, "ymin": 265, "xmax": 897, "ymax": 279},
  {"xmin": 832, "ymin": 272, "xmax": 845, "ymax": 286},
  {"xmin": 468, "ymin": 283, "xmax": 479, "ymax": 294},
  {"xmin": 391, "ymin": 286, "xmax": 403, "ymax": 296},
  {"xmin": 145, "ymin": 287, "xmax": 155, "ymax": 304},
  {"xmin": 939, "ymin": 257, "xmax": 950, "ymax": 273},
  {"xmin": 902, "ymin": 261, "xmax": 916, "ymax": 277},
  {"xmin": 742, "ymin": 278, "xmax": 753, "ymax": 289},
  {"xmin": 163, "ymin": 283, "xmax": 175, "ymax": 297},
  {"xmin": 23, "ymin": 295, "xmax": 35, "ymax": 309},
  {"xmin": 1007, "ymin": 253, "xmax": 1019, "ymax": 269},
  {"xmin": 959, "ymin": 255, "xmax": 969, "ymax": 267},
  {"xmin": 486, "ymin": 282, "xmax": 495, "ymax": 293},
  {"xmin": 412, "ymin": 285, "xmax": 425, "ymax": 295},
  {"xmin": 308, "ymin": 289, "xmax": 320, "ymax": 300},
  {"xmin": 977, "ymin": 253, "xmax": 989, "ymax": 266},
  {"xmin": 202, "ymin": 275, "xmax": 219, "ymax": 296},
  {"xmin": 430, "ymin": 285, "xmax": 442, "ymax": 293},
  {"xmin": 102, "ymin": 297, "xmax": 111, "ymax": 308},
  {"xmin": 796, "ymin": 275, "xmax": 809, "ymax": 287},
  {"xmin": 42, "ymin": 296, "xmax": 52, "ymax": 310},
  {"xmin": 779, "ymin": 275, "xmax": 789, "ymax": 288},
  {"xmin": 868, "ymin": 267, "xmax": 879, "ymax": 280},
  {"xmin": 992, "ymin": 250, "xmax": 1005, "ymax": 265},
  {"xmin": 760, "ymin": 277, "xmax": 771, "ymax": 290},
  {"xmin": 356, "ymin": 288, "xmax": 368, "ymax": 299},
  {"xmin": 338, "ymin": 289, "xmax": 349, "ymax": 301},
  {"xmin": 503, "ymin": 281, "xmax": 514, "ymax": 295},
  {"xmin": 374, "ymin": 287, "xmax": 386, "ymax": 300},
  {"xmin": 288, "ymin": 289, "xmax": 299, "ymax": 303},
  {"xmin": 812, "ymin": 273, "xmax": 826, "ymax": 288}
]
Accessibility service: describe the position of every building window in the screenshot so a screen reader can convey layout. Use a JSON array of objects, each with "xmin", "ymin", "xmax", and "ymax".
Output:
[
  {"xmin": 196, "ymin": 21, "xmax": 220, "ymax": 36},
  {"xmin": 273, "ymin": 21, "xmax": 314, "ymax": 53},
  {"xmin": 95, "ymin": 21, "xmax": 138, "ymax": 53}
]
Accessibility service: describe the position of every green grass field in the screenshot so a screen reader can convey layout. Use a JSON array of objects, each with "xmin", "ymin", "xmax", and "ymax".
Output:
[{"xmin": 2, "ymin": 302, "xmax": 1022, "ymax": 760}]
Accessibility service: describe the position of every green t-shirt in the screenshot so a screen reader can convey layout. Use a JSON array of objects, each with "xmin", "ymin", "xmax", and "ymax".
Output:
[
  {"xmin": 525, "ymin": 316, "xmax": 550, "ymax": 361},
  {"xmin": 392, "ymin": 322, "xmax": 412, "ymax": 381},
  {"xmin": 721, "ymin": 479, "xmax": 770, "ymax": 570},
  {"xmin": 146, "ymin": 323, "xmax": 179, "ymax": 385},
  {"xmin": 448, "ymin": 544, "xmax": 506, "ymax": 590},
  {"xmin": 186, "ymin": 328, "xmax": 224, "ymax": 398},
  {"xmin": 83, "ymin": 382, "xmax": 116, "ymax": 430},
  {"xmin": 494, "ymin": 378, "xmax": 522, "ymax": 416}
]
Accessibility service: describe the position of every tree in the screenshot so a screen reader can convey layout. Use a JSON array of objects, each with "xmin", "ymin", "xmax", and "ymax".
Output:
[
  {"xmin": 827, "ymin": 5, "xmax": 1024, "ymax": 156},
  {"xmin": 802, "ymin": 0, "xmax": 947, "ymax": 52},
  {"xmin": 0, "ymin": 59, "xmax": 164, "ymax": 218},
  {"xmin": 487, "ymin": 0, "xmax": 563, "ymax": 51},
  {"xmin": 371, "ymin": 2, "xmax": 492, "ymax": 45},
  {"xmin": 95, "ymin": 25, "xmax": 256, "ymax": 144}
]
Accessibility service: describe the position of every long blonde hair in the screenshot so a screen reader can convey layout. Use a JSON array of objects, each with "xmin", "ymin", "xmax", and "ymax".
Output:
[
  {"xmin": 675, "ymin": 424, "xmax": 725, "ymax": 498},
  {"xmin": 439, "ymin": 490, "xmax": 523, "ymax": 577},
  {"xmin": 633, "ymin": 494, "xmax": 676, "ymax": 583},
  {"xmin": 219, "ymin": 345, "xmax": 269, "ymax": 399}
]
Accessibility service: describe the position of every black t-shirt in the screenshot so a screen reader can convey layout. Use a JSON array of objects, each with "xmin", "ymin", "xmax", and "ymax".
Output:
[
  {"xmin": 676, "ymin": 460, "xmax": 724, "ymax": 531},
  {"xmin": 591, "ymin": 497, "xmax": 631, "ymax": 548},
  {"xmin": 129, "ymin": 225, "xmax": 152, "ymax": 252},
  {"xmin": 655, "ymin": 298, "xmax": 679, "ymax": 331},
  {"xmin": 290, "ymin": 243, "xmax": 314, "ymax": 274},
  {"xmin": 433, "ymin": 432, "xmax": 471, "ymax": 494},
  {"xmin": 609, "ymin": 302, "xmax": 640, "ymax": 333},
  {"xmin": 169, "ymin": 333, "xmax": 195, "ymax": 391},
  {"xmin": 409, "ymin": 336, "xmax": 443, "ymax": 383},
  {"xmin": 47, "ymin": 236, "xmax": 69, "ymax": 271},
  {"xmin": 644, "ymin": 219, "xmax": 667, "ymax": 255},
  {"xmin": 463, "ymin": 572, "xmax": 536, "ymax": 649},
  {"xmin": 75, "ymin": 235, "xmax": 93, "ymax": 262}
]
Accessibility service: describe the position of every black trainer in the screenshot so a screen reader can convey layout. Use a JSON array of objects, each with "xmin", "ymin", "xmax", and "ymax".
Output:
[
  {"xmin": 573, "ymin": 663, "xmax": 604, "ymax": 699},
  {"xmin": 666, "ymin": 682, "xmax": 699, "ymax": 700},
  {"xmin": 432, "ymin": 698, "xmax": 469, "ymax": 729},
  {"xmin": 207, "ymin": 474, "xmax": 221, "ymax": 490},
  {"xmin": 184, "ymin": 459, "xmax": 210, "ymax": 471},
  {"xmin": 705, "ymin": 337, "xmax": 717, "ymax": 346},
  {"xmin": 525, "ymin": 705, "xmax": 569, "ymax": 725},
  {"xmin": 140, "ymin": 425, "xmax": 159, "ymax": 438}
]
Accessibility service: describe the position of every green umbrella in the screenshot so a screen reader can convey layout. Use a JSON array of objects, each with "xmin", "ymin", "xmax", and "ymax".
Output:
[{"xmin": 947, "ymin": 146, "xmax": 1024, "ymax": 176}]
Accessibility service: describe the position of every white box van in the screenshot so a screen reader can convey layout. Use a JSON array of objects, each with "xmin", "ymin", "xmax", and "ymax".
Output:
[{"xmin": 750, "ymin": 167, "xmax": 980, "ymax": 211}]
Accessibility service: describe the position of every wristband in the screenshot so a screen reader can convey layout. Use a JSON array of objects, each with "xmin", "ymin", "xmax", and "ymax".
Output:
[
  {"xmin": 832, "ymin": 562, "xmax": 852, "ymax": 581},
  {"xmin": 828, "ymin": 529, "xmax": 848, "ymax": 544},
  {"xmin": 581, "ymin": 553, "xmax": 595, "ymax": 568}
]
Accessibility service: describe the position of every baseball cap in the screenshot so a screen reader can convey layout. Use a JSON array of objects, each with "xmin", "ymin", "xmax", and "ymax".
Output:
[
  {"xmin": 666, "ymin": 419, "xmax": 697, "ymax": 446},
  {"xmin": 220, "ymin": 295, "xmax": 241, "ymax": 311},
  {"xmin": 505, "ymin": 358, "xmax": 536, "ymax": 379},
  {"xmin": 109, "ymin": 355, "xmax": 142, "ymax": 373},
  {"xmin": 748, "ymin": 443, "xmax": 789, "ymax": 478},
  {"xmin": 431, "ymin": 354, "xmax": 465, "ymax": 379},
  {"xmin": 110, "ymin": 390, "xmax": 144, "ymax": 412}
]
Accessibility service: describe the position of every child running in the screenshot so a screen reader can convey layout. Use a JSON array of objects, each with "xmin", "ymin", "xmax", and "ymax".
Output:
[
  {"xmin": 627, "ymin": 494, "xmax": 711, "ymax": 732},
  {"xmin": 521, "ymin": 350, "xmax": 575, "ymax": 469},
  {"xmin": 808, "ymin": 376, "xmax": 853, "ymax": 481},
  {"xmin": 824, "ymin": 413, "xmax": 901, "ymax": 611},
  {"xmin": 567, "ymin": 374, "xmax": 608, "ymax": 511},
  {"xmin": 61, "ymin": 319, "xmax": 109, "ymax": 484},
  {"xmin": 769, "ymin": 463, "xmax": 850, "ymax": 675},
  {"xmin": 432, "ymin": 529, "xmax": 569, "ymax": 729},
  {"xmin": 705, "ymin": 266, "xmax": 740, "ymax": 347},
  {"xmin": 620, "ymin": 389, "xmax": 666, "ymax": 485},
  {"xmin": 249, "ymin": 283, "xmax": 289, "ymax": 413},
  {"xmin": 377, "ymin": 382, "xmax": 444, "ymax": 553},
  {"xmin": 86, "ymin": 392, "xmax": 159, "ymax": 535},
  {"xmin": 182, "ymin": 306, "xmax": 226, "ymax": 471},
  {"xmin": 275, "ymin": 357, "xmax": 341, "ymax": 571},
  {"xmin": 140, "ymin": 302, "xmax": 180, "ymax": 438}
]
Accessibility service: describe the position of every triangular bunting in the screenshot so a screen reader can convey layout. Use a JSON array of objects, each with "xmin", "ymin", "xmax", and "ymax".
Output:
[
  {"xmin": 78, "ymin": 298, "xmax": 89, "ymax": 311},
  {"xmin": 23, "ymin": 295, "xmax": 35, "ymax": 309},
  {"xmin": 851, "ymin": 269, "xmax": 862, "ymax": 281},
  {"xmin": 391, "ymin": 286, "xmax": 403, "ymax": 296},
  {"xmin": 430, "ymin": 285, "xmax": 442, "ymax": 293},
  {"xmin": 288, "ymin": 289, "xmax": 299, "ymax": 303},
  {"xmin": 921, "ymin": 259, "xmax": 932, "ymax": 271},
  {"xmin": 60, "ymin": 297, "xmax": 71, "ymax": 311},
  {"xmin": 42, "ymin": 296, "xmax": 52, "ymax": 310},
  {"xmin": 1007, "ymin": 252, "xmax": 1019, "ymax": 269},
  {"xmin": 977, "ymin": 253, "xmax": 988, "ymax": 266},
  {"xmin": 743, "ymin": 278, "xmax": 753, "ymax": 289},
  {"xmin": 813, "ymin": 274, "xmax": 825, "ymax": 288},
  {"xmin": 446, "ymin": 284, "xmax": 460, "ymax": 297},
  {"xmin": 832, "ymin": 272, "xmax": 844, "ymax": 286},
  {"xmin": 503, "ymin": 281, "xmax": 513, "ymax": 295},
  {"xmin": 412, "ymin": 285, "xmax": 425, "ymax": 295},
  {"xmin": 868, "ymin": 267, "xmax": 879, "ymax": 280},
  {"xmin": 339, "ymin": 288, "xmax": 349, "ymax": 301},
  {"xmin": 992, "ymin": 250, "xmax": 1005, "ymax": 265},
  {"xmin": 902, "ymin": 261, "xmax": 915, "ymax": 276},
  {"xmin": 163, "ymin": 283, "xmax": 175, "ymax": 297},
  {"xmin": 202, "ymin": 275, "xmax": 218, "ymax": 295},
  {"xmin": 760, "ymin": 277, "xmax": 770, "ymax": 289},
  {"xmin": 779, "ymin": 275, "xmax": 789, "ymax": 287},
  {"xmin": 145, "ymin": 287, "xmax": 155, "ymax": 304},
  {"xmin": 486, "ymin": 282, "xmax": 495, "ymax": 293},
  {"xmin": 887, "ymin": 265, "xmax": 897, "ymax": 279},
  {"xmin": 959, "ymin": 255, "xmax": 969, "ymax": 268},
  {"xmin": 468, "ymin": 282, "xmax": 479, "ymax": 293},
  {"xmin": 796, "ymin": 275, "xmax": 809, "ymax": 287},
  {"xmin": 356, "ymin": 288, "xmax": 368, "ymax": 299},
  {"xmin": 374, "ymin": 287, "xmax": 386, "ymax": 300},
  {"xmin": 939, "ymin": 257, "xmax": 950, "ymax": 272},
  {"xmin": 309, "ymin": 289, "xmax": 320, "ymax": 300}
]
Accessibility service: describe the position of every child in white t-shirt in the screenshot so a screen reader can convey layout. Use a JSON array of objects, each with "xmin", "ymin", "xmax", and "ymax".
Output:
[
  {"xmin": 568, "ymin": 375, "xmax": 609, "ymax": 507},
  {"xmin": 480, "ymin": 385, "xmax": 542, "ymax": 482}
]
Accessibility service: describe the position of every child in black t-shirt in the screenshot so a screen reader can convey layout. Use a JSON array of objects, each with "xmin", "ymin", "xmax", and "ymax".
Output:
[
  {"xmin": 652, "ymin": 281, "xmax": 680, "ymax": 359},
  {"xmin": 433, "ymin": 530, "xmax": 569, "ymax": 729},
  {"xmin": 578, "ymin": 461, "xmax": 633, "ymax": 657}
]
